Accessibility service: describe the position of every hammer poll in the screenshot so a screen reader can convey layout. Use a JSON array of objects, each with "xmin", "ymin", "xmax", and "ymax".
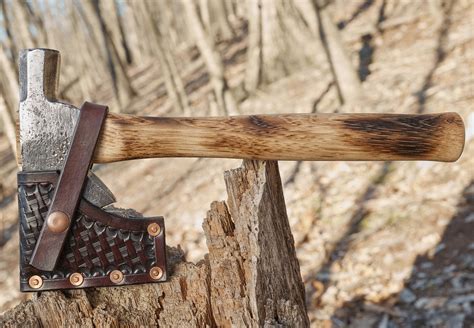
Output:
[{"xmin": 17, "ymin": 49, "xmax": 464, "ymax": 291}]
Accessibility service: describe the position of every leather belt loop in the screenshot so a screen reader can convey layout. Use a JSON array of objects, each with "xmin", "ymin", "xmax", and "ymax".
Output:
[{"xmin": 29, "ymin": 102, "xmax": 108, "ymax": 271}]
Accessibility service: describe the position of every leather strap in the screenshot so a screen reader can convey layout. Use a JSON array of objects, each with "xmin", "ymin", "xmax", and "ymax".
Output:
[{"xmin": 29, "ymin": 102, "xmax": 108, "ymax": 271}]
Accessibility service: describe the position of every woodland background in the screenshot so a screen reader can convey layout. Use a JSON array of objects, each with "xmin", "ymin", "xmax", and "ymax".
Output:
[{"xmin": 0, "ymin": 0, "xmax": 473, "ymax": 326}]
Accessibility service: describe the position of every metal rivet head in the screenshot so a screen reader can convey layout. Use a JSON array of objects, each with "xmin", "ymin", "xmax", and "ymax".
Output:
[
  {"xmin": 149, "ymin": 266, "xmax": 163, "ymax": 280},
  {"xmin": 147, "ymin": 223, "xmax": 161, "ymax": 236},
  {"xmin": 69, "ymin": 272, "xmax": 84, "ymax": 286},
  {"xmin": 110, "ymin": 270, "xmax": 124, "ymax": 284},
  {"xmin": 47, "ymin": 211, "xmax": 70, "ymax": 233},
  {"xmin": 28, "ymin": 275, "xmax": 43, "ymax": 289}
]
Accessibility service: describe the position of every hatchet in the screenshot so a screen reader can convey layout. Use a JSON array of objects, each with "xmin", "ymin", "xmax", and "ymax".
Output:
[{"xmin": 17, "ymin": 48, "xmax": 465, "ymax": 291}]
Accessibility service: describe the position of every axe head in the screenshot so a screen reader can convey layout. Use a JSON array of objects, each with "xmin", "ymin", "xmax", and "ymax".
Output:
[{"xmin": 18, "ymin": 48, "xmax": 115, "ymax": 207}]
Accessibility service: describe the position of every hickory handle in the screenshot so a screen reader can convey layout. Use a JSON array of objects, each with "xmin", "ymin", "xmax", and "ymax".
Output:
[{"xmin": 94, "ymin": 112, "xmax": 465, "ymax": 163}]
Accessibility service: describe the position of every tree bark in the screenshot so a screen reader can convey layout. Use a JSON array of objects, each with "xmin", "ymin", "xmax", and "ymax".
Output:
[
  {"xmin": 244, "ymin": 0, "xmax": 262, "ymax": 93},
  {"xmin": 182, "ymin": 0, "xmax": 238, "ymax": 115},
  {"xmin": 0, "ymin": 43, "xmax": 19, "ymax": 116},
  {"xmin": 132, "ymin": 1, "xmax": 190, "ymax": 115},
  {"xmin": 210, "ymin": 0, "xmax": 235, "ymax": 41},
  {"xmin": 65, "ymin": 2, "xmax": 99, "ymax": 103},
  {"xmin": 0, "ymin": 160, "xmax": 309, "ymax": 327},
  {"xmin": 244, "ymin": 0, "xmax": 317, "ymax": 91},
  {"xmin": 23, "ymin": 1, "xmax": 48, "ymax": 46},
  {"xmin": 11, "ymin": 0, "xmax": 36, "ymax": 48},
  {"xmin": 0, "ymin": 95, "xmax": 16, "ymax": 157},
  {"xmin": 88, "ymin": 0, "xmax": 136, "ymax": 111},
  {"xmin": 313, "ymin": 1, "xmax": 364, "ymax": 106},
  {"xmin": 113, "ymin": 0, "xmax": 133, "ymax": 65},
  {"xmin": 0, "ymin": 0, "xmax": 18, "ymax": 73},
  {"xmin": 72, "ymin": 0, "xmax": 108, "ymax": 83},
  {"xmin": 98, "ymin": 0, "xmax": 132, "ymax": 67},
  {"xmin": 199, "ymin": 0, "xmax": 213, "ymax": 34}
]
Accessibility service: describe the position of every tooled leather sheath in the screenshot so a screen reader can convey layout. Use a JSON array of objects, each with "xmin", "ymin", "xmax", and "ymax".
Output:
[{"xmin": 18, "ymin": 102, "xmax": 167, "ymax": 291}]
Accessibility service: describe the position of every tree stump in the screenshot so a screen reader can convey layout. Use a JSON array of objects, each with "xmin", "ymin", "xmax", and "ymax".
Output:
[{"xmin": 0, "ymin": 160, "xmax": 309, "ymax": 327}]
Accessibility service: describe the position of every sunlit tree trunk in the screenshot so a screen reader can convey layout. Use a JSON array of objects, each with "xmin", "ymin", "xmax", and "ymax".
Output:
[
  {"xmin": 182, "ymin": 0, "xmax": 238, "ymax": 115},
  {"xmin": 23, "ymin": 1, "xmax": 48, "ymax": 46},
  {"xmin": 113, "ymin": 0, "xmax": 133, "ymax": 65},
  {"xmin": 131, "ymin": 1, "xmax": 190, "ymax": 115},
  {"xmin": 245, "ymin": 0, "xmax": 262, "ymax": 93},
  {"xmin": 11, "ymin": 0, "xmax": 36, "ymax": 48},
  {"xmin": 245, "ymin": 0, "xmax": 316, "ymax": 92},
  {"xmin": 210, "ymin": 0, "xmax": 235, "ymax": 40},
  {"xmin": 0, "ymin": 0, "xmax": 18, "ymax": 72},
  {"xmin": 0, "ymin": 94, "xmax": 16, "ymax": 157},
  {"xmin": 313, "ymin": 1, "xmax": 363, "ymax": 105},
  {"xmin": 0, "ymin": 42, "xmax": 18, "ymax": 156},
  {"xmin": 0, "ymin": 43, "xmax": 19, "ymax": 115},
  {"xmin": 89, "ymin": 0, "xmax": 136, "ymax": 110}
]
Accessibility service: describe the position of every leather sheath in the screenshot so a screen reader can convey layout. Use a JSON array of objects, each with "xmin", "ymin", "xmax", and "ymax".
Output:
[{"xmin": 18, "ymin": 102, "xmax": 167, "ymax": 291}]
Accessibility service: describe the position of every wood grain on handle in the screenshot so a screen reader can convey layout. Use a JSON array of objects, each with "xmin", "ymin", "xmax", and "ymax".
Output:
[{"xmin": 94, "ymin": 112, "xmax": 465, "ymax": 163}]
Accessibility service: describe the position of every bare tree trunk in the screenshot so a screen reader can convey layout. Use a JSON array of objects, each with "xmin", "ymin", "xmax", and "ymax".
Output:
[
  {"xmin": 74, "ymin": 0, "xmax": 105, "ymax": 61},
  {"xmin": 11, "ymin": 0, "xmax": 36, "ymax": 48},
  {"xmin": 67, "ymin": 3, "xmax": 97, "ymax": 102},
  {"xmin": 174, "ymin": 2, "xmax": 193, "ymax": 47},
  {"xmin": 73, "ymin": 0, "xmax": 117, "ymax": 97},
  {"xmin": 245, "ymin": 0, "xmax": 262, "ymax": 93},
  {"xmin": 90, "ymin": 0, "xmax": 136, "ymax": 110},
  {"xmin": 210, "ymin": 0, "xmax": 235, "ymax": 40},
  {"xmin": 0, "ymin": 43, "xmax": 19, "ymax": 114},
  {"xmin": 41, "ymin": 2, "xmax": 60, "ymax": 50},
  {"xmin": 313, "ymin": 1, "xmax": 364, "ymax": 105},
  {"xmin": 0, "ymin": 0, "xmax": 18, "ymax": 72},
  {"xmin": 98, "ymin": 0, "xmax": 131, "ymax": 67},
  {"xmin": 199, "ymin": 0, "xmax": 213, "ymax": 33},
  {"xmin": 120, "ymin": 3, "xmax": 143, "ymax": 64},
  {"xmin": 0, "ymin": 94, "xmax": 16, "ymax": 157},
  {"xmin": 260, "ymin": 1, "xmax": 287, "ymax": 83},
  {"xmin": 23, "ymin": 1, "xmax": 48, "ymax": 46},
  {"xmin": 133, "ymin": 1, "xmax": 191, "ymax": 115},
  {"xmin": 162, "ymin": 46, "xmax": 191, "ymax": 115},
  {"xmin": 245, "ymin": 0, "xmax": 317, "ymax": 90},
  {"xmin": 224, "ymin": 0, "xmax": 239, "ymax": 27},
  {"xmin": 156, "ymin": 0, "xmax": 179, "ymax": 50},
  {"xmin": 182, "ymin": 0, "xmax": 238, "ymax": 115},
  {"xmin": 129, "ymin": 3, "xmax": 156, "ymax": 61},
  {"xmin": 113, "ymin": 0, "xmax": 133, "ymax": 65},
  {"xmin": 0, "ymin": 161, "xmax": 309, "ymax": 327},
  {"xmin": 0, "ymin": 3, "xmax": 23, "ymax": 156}
]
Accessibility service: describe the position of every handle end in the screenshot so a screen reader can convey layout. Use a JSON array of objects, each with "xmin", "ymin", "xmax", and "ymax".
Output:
[{"xmin": 435, "ymin": 112, "xmax": 465, "ymax": 162}]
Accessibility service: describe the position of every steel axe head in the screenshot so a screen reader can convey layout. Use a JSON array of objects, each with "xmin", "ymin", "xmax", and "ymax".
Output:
[{"xmin": 18, "ymin": 48, "xmax": 115, "ymax": 207}]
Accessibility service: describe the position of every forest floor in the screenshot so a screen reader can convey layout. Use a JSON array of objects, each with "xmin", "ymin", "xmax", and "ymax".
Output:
[{"xmin": 1, "ymin": 1, "xmax": 473, "ymax": 327}]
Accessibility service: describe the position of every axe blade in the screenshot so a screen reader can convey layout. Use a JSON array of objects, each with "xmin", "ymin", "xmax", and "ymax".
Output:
[{"xmin": 18, "ymin": 48, "xmax": 115, "ymax": 207}]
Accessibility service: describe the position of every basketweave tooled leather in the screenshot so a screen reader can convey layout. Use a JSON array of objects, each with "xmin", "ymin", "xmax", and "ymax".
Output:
[
  {"xmin": 18, "ymin": 102, "xmax": 167, "ymax": 292},
  {"xmin": 18, "ymin": 171, "xmax": 167, "ymax": 291}
]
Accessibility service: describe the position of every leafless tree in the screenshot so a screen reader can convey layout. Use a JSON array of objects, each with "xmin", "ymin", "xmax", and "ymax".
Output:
[
  {"xmin": 313, "ymin": 0, "xmax": 364, "ymax": 105},
  {"xmin": 88, "ymin": 0, "xmax": 136, "ymax": 110},
  {"xmin": 245, "ymin": 0, "xmax": 317, "ymax": 93},
  {"xmin": 182, "ymin": 0, "xmax": 238, "ymax": 115}
]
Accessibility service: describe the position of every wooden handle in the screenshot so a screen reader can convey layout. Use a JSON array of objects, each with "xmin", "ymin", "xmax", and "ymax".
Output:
[{"xmin": 94, "ymin": 112, "xmax": 464, "ymax": 163}]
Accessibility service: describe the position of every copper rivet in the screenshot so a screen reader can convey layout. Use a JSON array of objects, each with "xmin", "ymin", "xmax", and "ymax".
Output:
[
  {"xmin": 147, "ymin": 223, "xmax": 161, "ymax": 236},
  {"xmin": 47, "ymin": 211, "xmax": 69, "ymax": 233},
  {"xmin": 28, "ymin": 275, "xmax": 43, "ymax": 289},
  {"xmin": 110, "ymin": 270, "xmax": 124, "ymax": 284},
  {"xmin": 69, "ymin": 272, "xmax": 84, "ymax": 286},
  {"xmin": 149, "ymin": 266, "xmax": 163, "ymax": 280}
]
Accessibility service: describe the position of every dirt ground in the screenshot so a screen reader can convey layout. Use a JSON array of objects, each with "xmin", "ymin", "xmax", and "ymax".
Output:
[{"xmin": 1, "ymin": 1, "xmax": 473, "ymax": 327}]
